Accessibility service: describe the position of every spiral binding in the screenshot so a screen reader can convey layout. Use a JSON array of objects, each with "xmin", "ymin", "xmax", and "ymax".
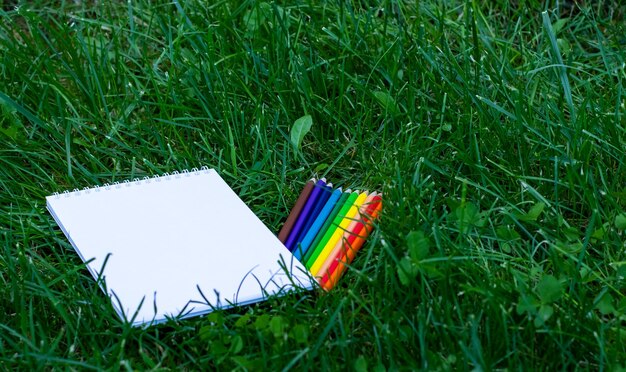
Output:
[{"xmin": 51, "ymin": 167, "xmax": 211, "ymax": 199}]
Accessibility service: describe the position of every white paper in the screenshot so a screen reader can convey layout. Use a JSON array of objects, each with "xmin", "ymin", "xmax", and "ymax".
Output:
[{"xmin": 46, "ymin": 169, "xmax": 312, "ymax": 326}]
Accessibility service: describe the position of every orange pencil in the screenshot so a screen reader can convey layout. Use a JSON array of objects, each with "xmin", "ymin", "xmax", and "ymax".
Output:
[
  {"xmin": 322, "ymin": 197, "xmax": 382, "ymax": 290},
  {"xmin": 315, "ymin": 193, "xmax": 377, "ymax": 280},
  {"xmin": 310, "ymin": 191, "xmax": 369, "ymax": 276}
]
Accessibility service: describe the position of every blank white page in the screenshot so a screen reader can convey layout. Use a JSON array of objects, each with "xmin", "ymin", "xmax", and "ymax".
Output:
[{"xmin": 46, "ymin": 168, "xmax": 312, "ymax": 326}]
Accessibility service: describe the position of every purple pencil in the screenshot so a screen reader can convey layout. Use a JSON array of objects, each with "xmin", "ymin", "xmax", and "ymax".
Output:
[{"xmin": 285, "ymin": 179, "xmax": 327, "ymax": 251}]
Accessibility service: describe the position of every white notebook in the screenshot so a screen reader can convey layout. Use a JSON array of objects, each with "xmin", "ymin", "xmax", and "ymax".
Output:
[{"xmin": 46, "ymin": 168, "xmax": 313, "ymax": 326}]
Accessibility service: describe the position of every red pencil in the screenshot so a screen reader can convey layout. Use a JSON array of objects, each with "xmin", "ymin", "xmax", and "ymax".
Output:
[
  {"xmin": 315, "ymin": 193, "xmax": 377, "ymax": 278},
  {"xmin": 320, "ymin": 195, "xmax": 382, "ymax": 289}
]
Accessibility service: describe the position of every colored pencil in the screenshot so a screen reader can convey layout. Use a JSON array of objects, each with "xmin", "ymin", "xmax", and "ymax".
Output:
[
  {"xmin": 304, "ymin": 190, "xmax": 358, "ymax": 268},
  {"xmin": 278, "ymin": 179, "xmax": 315, "ymax": 243},
  {"xmin": 302, "ymin": 190, "xmax": 351, "ymax": 264},
  {"xmin": 322, "ymin": 197, "xmax": 382, "ymax": 290},
  {"xmin": 315, "ymin": 193, "xmax": 377, "ymax": 278},
  {"xmin": 294, "ymin": 187, "xmax": 343, "ymax": 260},
  {"xmin": 310, "ymin": 191, "xmax": 369, "ymax": 276},
  {"xmin": 285, "ymin": 179, "xmax": 327, "ymax": 251},
  {"xmin": 294, "ymin": 183, "xmax": 333, "ymax": 246}
]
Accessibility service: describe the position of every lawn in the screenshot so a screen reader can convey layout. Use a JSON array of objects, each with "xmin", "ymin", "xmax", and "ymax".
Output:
[{"xmin": 1, "ymin": 0, "xmax": 625, "ymax": 369}]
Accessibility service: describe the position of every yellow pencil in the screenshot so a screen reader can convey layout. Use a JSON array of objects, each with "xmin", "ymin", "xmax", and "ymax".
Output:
[
  {"xmin": 315, "ymin": 192, "xmax": 377, "ymax": 279},
  {"xmin": 323, "ymin": 198, "xmax": 382, "ymax": 290},
  {"xmin": 310, "ymin": 190, "xmax": 369, "ymax": 277}
]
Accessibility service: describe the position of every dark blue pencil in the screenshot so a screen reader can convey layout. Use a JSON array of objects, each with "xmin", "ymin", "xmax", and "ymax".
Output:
[
  {"xmin": 293, "ymin": 183, "xmax": 333, "ymax": 249},
  {"xmin": 285, "ymin": 179, "xmax": 326, "ymax": 251}
]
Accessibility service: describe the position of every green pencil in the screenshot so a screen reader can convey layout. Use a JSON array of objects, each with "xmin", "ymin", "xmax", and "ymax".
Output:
[
  {"xmin": 302, "ymin": 190, "xmax": 351, "ymax": 264},
  {"xmin": 305, "ymin": 190, "xmax": 359, "ymax": 270}
]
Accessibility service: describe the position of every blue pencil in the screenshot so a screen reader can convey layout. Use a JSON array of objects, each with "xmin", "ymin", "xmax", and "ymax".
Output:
[
  {"xmin": 285, "ymin": 179, "xmax": 327, "ymax": 251},
  {"xmin": 294, "ymin": 187, "xmax": 343, "ymax": 260},
  {"xmin": 293, "ymin": 183, "xmax": 333, "ymax": 247}
]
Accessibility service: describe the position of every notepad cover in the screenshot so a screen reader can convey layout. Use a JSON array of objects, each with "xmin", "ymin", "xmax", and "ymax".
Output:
[{"xmin": 46, "ymin": 168, "xmax": 313, "ymax": 326}]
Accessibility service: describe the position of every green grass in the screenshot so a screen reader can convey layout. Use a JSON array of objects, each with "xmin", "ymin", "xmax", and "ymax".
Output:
[{"xmin": 1, "ymin": 0, "xmax": 625, "ymax": 369}]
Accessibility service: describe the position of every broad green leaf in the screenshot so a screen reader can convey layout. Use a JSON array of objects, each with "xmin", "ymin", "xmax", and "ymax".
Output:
[
  {"xmin": 458, "ymin": 202, "xmax": 477, "ymax": 220},
  {"xmin": 535, "ymin": 304, "xmax": 554, "ymax": 326},
  {"xmin": 268, "ymin": 4, "xmax": 289, "ymax": 30},
  {"xmin": 406, "ymin": 231, "xmax": 430, "ymax": 261},
  {"xmin": 564, "ymin": 226, "xmax": 582, "ymax": 241},
  {"xmin": 579, "ymin": 267, "xmax": 591, "ymax": 281},
  {"xmin": 314, "ymin": 163, "xmax": 328, "ymax": 173},
  {"xmin": 243, "ymin": 2, "xmax": 271, "ymax": 33},
  {"xmin": 270, "ymin": 316, "xmax": 285, "ymax": 339},
  {"xmin": 591, "ymin": 223, "xmax": 608, "ymax": 240},
  {"xmin": 373, "ymin": 363, "xmax": 387, "ymax": 372},
  {"xmin": 0, "ymin": 124, "xmax": 19, "ymax": 139},
  {"xmin": 373, "ymin": 91, "xmax": 400, "ymax": 115},
  {"xmin": 537, "ymin": 275, "xmax": 562, "ymax": 304},
  {"xmin": 254, "ymin": 314, "xmax": 270, "ymax": 331},
  {"xmin": 290, "ymin": 324, "xmax": 309, "ymax": 344},
  {"xmin": 206, "ymin": 312, "xmax": 224, "ymax": 326},
  {"xmin": 243, "ymin": 3, "xmax": 288, "ymax": 35},
  {"xmin": 514, "ymin": 202, "xmax": 546, "ymax": 222},
  {"xmin": 516, "ymin": 294, "xmax": 539, "ymax": 315},
  {"xmin": 526, "ymin": 202, "xmax": 545, "ymax": 221},
  {"xmin": 198, "ymin": 325, "xmax": 213, "ymax": 341},
  {"xmin": 556, "ymin": 240, "xmax": 583, "ymax": 254},
  {"xmin": 557, "ymin": 38, "xmax": 571, "ymax": 56},
  {"xmin": 615, "ymin": 213, "xmax": 626, "ymax": 230},
  {"xmin": 496, "ymin": 226, "xmax": 520, "ymax": 241},
  {"xmin": 354, "ymin": 356, "xmax": 368, "ymax": 372},
  {"xmin": 231, "ymin": 356, "xmax": 257, "ymax": 370},
  {"xmin": 454, "ymin": 202, "xmax": 486, "ymax": 232},
  {"xmin": 445, "ymin": 197, "xmax": 462, "ymax": 211},
  {"xmin": 421, "ymin": 264, "xmax": 443, "ymax": 279},
  {"xmin": 234, "ymin": 313, "xmax": 251, "ymax": 328},
  {"xmin": 530, "ymin": 266, "xmax": 543, "ymax": 278},
  {"xmin": 0, "ymin": 99, "xmax": 22, "ymax": 140},
  {"xmin": 552, "ymin": 18, "xmax": 569, "ymax": 33},
  {"xmin": 229, "ymin": 335, "xmax": 244, "ymax": 354},
  {"xmin": 211, "ymin": 340, "xmax": 228, "ymax": 356},
  {"xmin": 290, "ymin": 114, "xmax": 313, "ymax": 151},
  {"xmin": 397, "ymin": 257, "xmax": 418, "ymax": 286},
  {"xmin": 595, "ymin": 293, "xmax": 615, "ymax": 315}
]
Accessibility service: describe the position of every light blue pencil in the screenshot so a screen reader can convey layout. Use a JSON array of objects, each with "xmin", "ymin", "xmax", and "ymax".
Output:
[{"xmin": 294, "ymin": 187, "xmax": 343, "ymax": 260}]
